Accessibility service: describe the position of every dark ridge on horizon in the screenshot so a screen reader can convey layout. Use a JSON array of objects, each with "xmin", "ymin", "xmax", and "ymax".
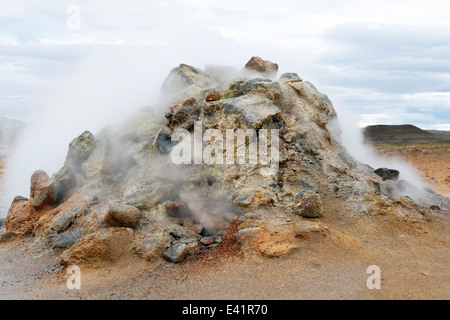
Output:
[{"xmin": 363, "ymin": 124, "xmax": 450, "ymax": 145}]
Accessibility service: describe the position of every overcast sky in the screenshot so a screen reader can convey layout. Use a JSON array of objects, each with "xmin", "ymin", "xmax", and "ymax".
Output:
[{"xmin": 1, "ymin": 0, "xmax": 449, "ymax": 129}]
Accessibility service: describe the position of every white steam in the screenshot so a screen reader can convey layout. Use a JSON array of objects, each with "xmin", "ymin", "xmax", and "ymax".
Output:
[{"xmin": 332, "ymin": 99, "xmax": 428, "ymax": 200}]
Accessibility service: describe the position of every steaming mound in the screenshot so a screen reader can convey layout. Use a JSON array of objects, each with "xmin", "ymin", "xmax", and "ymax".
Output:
[
  {"xmin": 363, "ymin": 124, "xmax": 450, "ymax": 145},
  {"xmin": 1, "ymin": 57, "xmax": 449, "ymax": 267}
]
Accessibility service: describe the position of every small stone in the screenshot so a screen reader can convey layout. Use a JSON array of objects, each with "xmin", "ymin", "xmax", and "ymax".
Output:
[
  {"xmin": 294, "ymin": 191, "xmax": 323, "ymax": 218},
  {"xmin": 200, "ymin": 237, "xmax": 214, "ymax": 245},
  {"xmin": 163, "ymin": 243, "xmax": 190, "ymax": 263}
]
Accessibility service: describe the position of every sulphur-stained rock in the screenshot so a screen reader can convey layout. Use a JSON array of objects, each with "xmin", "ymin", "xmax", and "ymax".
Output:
[
  {"xmin": 258, "ymin": 241, "xmax": 298, "ymax": 258},
  {"xmin": 165, "ymin": 97, "xmax": 200, "ymax": 130},
  {"xmin": 67, "ymin": 131, "xmax": 96, "ymax": 167},
  {"xmin": 279, "ymin": 72, "xmax": 302, "ymax": 83},
  {"xmin": 5, "ymin": 196, "xmax": 34, "ymax": 234},
  {"xmin": 205, "ymin": 89, "xmax": 221, "ymax": 102},
  {"xmin": 286, "ymin": 81, "xmax": 337, "ymax": 120},
  {"xmin": 59, "ymin": 227, "xmax": 134, "ymax": 266},
  {"xmin": 294, "ymin": 220, "xmax": 322, "ymax": 237},
  {"xmin": 29, "ymin": 170, "xmax": 56, "ymax": 208},
  {"xmin": 222, "ymin": 96, "xmax": 283, "ymax": 129},
  {"xmin": 50, "ymin": 131, "xmax": 96, "ymax": 203},
  {"xmin": 161, "ymin": 64, "xmax": 215, "ymax": 98},
  {"xmin": 374, "ymin": 168, "xmax": 400, "ymax": 182},
  {"xmin": 295, "ymin": 191, "xmax": 323, "ymax": 218},
  {"xmin": 244, "ymin": 56, "xmax": 279, "ymax": 76},
  {"xmin": 104, "ymin": 203, "xmax": 141, "ymax": 228},
  {"xmin": 222, "ymin": 78, "xmax": 282, "ymax": 107}
]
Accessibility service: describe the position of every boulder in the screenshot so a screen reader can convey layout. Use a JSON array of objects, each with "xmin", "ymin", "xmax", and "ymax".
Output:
[
  {"xmin": 52, "ymin": 229, "xmax": 84, "ymax": 248},
  {"xmin": 222, "ymin": 95, "xmax": 283, "ymax": 129},
  {"xmin": 161, "ymin": 64, "xmax": 215, "ymax": 98},
  {"xmin": 29, "ymin": 170, "xmax": 56, "ymax": 208},
  {"xmin": 134, "ymin": 236, "xmax": 169, "ymax": 261},
  {"xmin": 294, "ymin": 191, "xmax": 323, "ymax": 218},
  {"xmin": 222, "ymin": 78, "xmax": 282, "ymax": 107},
  {"xmin": 165, "ymin": 201, "xmax": 192, "ymax": 219},
  {"xmin": 67, "ymin": 131, "xmax": 96, "ymax": 167},
  {"xmin": 374, "ymin": 168, "xmax": 400, "ymax": 181},
  {"xmin": 165, "ymin": 97, "xmax": 200, "ymax": 130},
  {"xmin": 162, "ymin": 242, "xmax": 192, "ymax": 263},
  {"xmin": 60, "ymin": 227, "xmax": 134, "ymax": 266},
  {"xmin": 5, "ymin": 196, "xmax": 34, "ymax": 234},
  {"xmin": 50, "ymin": 131, "xmax": 96, "ymax": 202},
  {"xmin": 244, "ymin": 56, "xmax": 279, "ymax": 76},
  {"xmin": 104, "ymin": 203, "xmax": 141, "ymax": 228}
]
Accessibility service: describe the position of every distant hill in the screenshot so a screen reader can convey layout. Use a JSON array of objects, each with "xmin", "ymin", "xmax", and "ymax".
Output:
[
  {"xmin": 427, "ymin": 130, "xmax": 450, "ymax": 136},
  {"xmin": 0, "ymin": 116, "xmax": 25, "ymax": 146},
  {"xmin": 363, "ymin": 124, "xmax": 450, "ymax": 145}
]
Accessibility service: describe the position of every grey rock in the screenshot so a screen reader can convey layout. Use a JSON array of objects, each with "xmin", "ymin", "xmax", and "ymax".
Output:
[
  {"xmin": 222, "ymin": 95, "xmax": 283, "ymax": 129},
  {"xmin": 161, "ymin": 64, "xmax": 215, "ymax": 98},
  {"xmin": 374, "ymin": 168, "xmax": 400, "ymax": 181},
  {"xmin": 163, "ymin": 243, "xmax": 190, "ymax": 263},
  {"xmin": 52, "ymin": 230, "xmax": 84, "ymax": 248},
  {"xmin": 280, "ymin": 72, "xmax": 302, "ymax": 82}
]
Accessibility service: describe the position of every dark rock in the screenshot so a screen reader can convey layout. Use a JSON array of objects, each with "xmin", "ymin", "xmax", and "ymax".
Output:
[
  {"xmin": 200, "ymin": 226, "xmax": 215, "ymax": 237},
  {"xmin": 430, "ymin": 205, "xmax": 440, "ymax": 210},
  {"xmin": 155, "ymin": 131, "xmax": 175, "ymax": 154},
  {"xmin": 162, "ymin": 243, "xmax": 190, "ymax": 263},
  {"xmin": 51, "ymin": 208, "xmax": 82, "ymax": 233},
  {"xmin": 52, "ymin": 230, "xmax": 84, "ymax": 248},
  {"xmin": 165, "ymin": 201, "xmax": 192, "ymax": 219},
  {"xmin": 374, "ymin": 168, "xmax": 400, "ymax": 181}
]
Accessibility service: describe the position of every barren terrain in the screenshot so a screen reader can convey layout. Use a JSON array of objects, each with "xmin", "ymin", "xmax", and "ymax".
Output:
[
  {"xmin": 0, "ymin": 207, "xmax": 448, "ymax": 299},
  {"xmin": 375, "ymin": 143, "xmax": 450, "ymax": 197}
]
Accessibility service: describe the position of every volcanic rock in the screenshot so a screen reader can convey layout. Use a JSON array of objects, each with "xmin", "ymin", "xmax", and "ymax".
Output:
[
  {"xmin": 244, "ymin": 56, "xmax": 279, "ymax": 76},
  {"xmin": 294, "ymin": 191, "xmax": 323, "ymax": 218},
  {"xmin": 374, "ymin": 168, "xmax": 400, "ymax": 181},
  {"xmin": 105, "ymin": 203, "xmax": 141, "ymax": 228},
  {"xmin": 165, "ymin": 97, "xmax": 201, "ymax": 130},
  {"xmin": 29, "ymin": 170, "xmax": 56, "ymax": 208},
  {"xmin": 5, "ymin": 196, "xmax": 34, "ymax": 234}
]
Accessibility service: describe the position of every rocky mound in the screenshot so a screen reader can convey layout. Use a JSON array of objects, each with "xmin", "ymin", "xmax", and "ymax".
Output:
[{"xmin": 1, "ymin": 57, "xmax": 449, "ymax": 267}]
